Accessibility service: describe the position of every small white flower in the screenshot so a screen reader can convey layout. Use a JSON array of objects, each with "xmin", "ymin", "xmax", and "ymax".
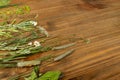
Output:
[
  {"xmin": 29, "ymin": 21, "xmax": 37, "ymax": 26},
  {"xmin": 34, "ymin": 41, "xmax": 41, "ymax": 47},
  {"xmin": 39, "ymin": 26, "xmax": 49, "ymax": 37},
  {"xmin": 28, "ymin": 42, "xmax": 32, "ymax": 46}
]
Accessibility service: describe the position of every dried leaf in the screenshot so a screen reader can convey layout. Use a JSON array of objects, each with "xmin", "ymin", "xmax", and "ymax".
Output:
[
  {"xmin": 17, "ymin": 60, "xmax": 41, "ymax": 67},
  {"xmin": 54, "ymin": 49, "xmax": 75, "ymax": 61},
  {"xmin": 52, "ymin": 43, "xmax": 76, "ymax": 50}
]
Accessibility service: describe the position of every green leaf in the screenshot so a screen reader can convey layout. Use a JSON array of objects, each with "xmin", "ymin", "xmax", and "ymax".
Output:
[
  {"xmin": 24, "ymin": 5, "xmax": 31, "ymax": 13},
  {"xmin": 25, "ymin": 66, "xmax": 39, "ymax": 80},
  {"xmin": 0, "ymin": 0, "xmax": 11, "ymax": 7},
  {"xmin": 38, "ymin": 71, "xmax": 61, "ymax": 80}
]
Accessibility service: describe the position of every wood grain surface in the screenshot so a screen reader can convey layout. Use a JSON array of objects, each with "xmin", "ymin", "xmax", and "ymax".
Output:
[{"xmin": 0, "ymin": 0, "xmax": 120, "ymax": 80}]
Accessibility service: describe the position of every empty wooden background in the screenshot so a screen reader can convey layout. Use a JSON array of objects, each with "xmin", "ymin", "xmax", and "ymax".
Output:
[{"xmin": 0, "ymin": 0, "xmax": 120, "ymax": 80}]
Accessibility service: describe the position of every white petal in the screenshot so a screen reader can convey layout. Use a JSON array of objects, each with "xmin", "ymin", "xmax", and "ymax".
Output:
[
  {"xmin": 29, "ymin": 21, "xmax": 37, "ymax": 26},
  {"xmin": 28, "ymin": 42, "xmax": 32, "ymax": 46},
  {"xmin": 34, "ymin": 41, "xmax": 41, "ymax": 47}
]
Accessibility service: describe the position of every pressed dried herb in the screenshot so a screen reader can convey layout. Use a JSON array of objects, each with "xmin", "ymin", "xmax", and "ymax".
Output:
[
  {"xmin": 1, "ymin": 46, "xmax": 52, "ymax": 62},
  {"xmin": 0, "ymin": 20, "xmax": 37, "ymax": 40}
]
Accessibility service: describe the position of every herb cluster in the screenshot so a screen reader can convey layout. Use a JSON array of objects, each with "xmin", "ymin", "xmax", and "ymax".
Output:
[
  {"xmin": 0, "ymin": 20, "xmax": 76, "ymax": 80},
  {"xmin": 0, "ymin": 1, "xmax": 77, "ymax": 80}
]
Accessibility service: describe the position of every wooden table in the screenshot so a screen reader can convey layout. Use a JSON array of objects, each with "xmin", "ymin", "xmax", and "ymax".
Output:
[{"xmin": 0, "ymin": 0, "xmax": 120, "ymax": 80}]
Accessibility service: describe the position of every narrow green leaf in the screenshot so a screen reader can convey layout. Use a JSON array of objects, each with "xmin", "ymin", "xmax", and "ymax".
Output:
[
  {"xmin": 38, "ymin": 71, "xmax": 61, "ymax": 80},
  {"xmin": 25, "ymin": 66, "xmax": 39, "ymax": 80}
]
